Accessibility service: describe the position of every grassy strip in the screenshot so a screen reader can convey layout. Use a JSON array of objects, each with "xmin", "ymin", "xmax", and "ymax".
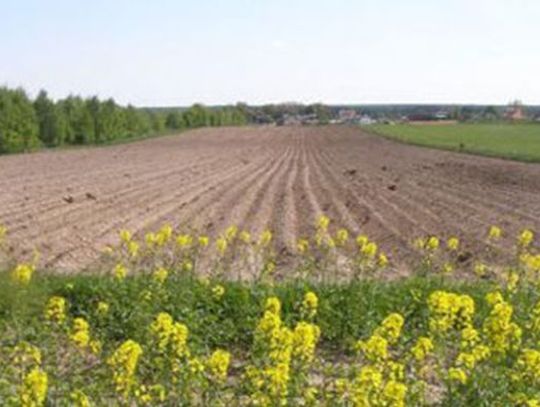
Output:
[
  {"xmin": 366, "ymin": 123, "xmax": 540, "ymax": 163},
  {"xmin": 0, "ymin": 271, "xmax": 531, "ymax": 353}
]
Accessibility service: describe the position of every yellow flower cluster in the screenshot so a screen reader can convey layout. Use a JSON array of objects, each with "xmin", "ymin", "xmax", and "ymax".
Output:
[
  {"xmin": 447, "ymin": 237, "xmax": 460, "ymax": 251},
  {"xmin": 97, "ymin": 301, "xmax": 110, "ymax": 316},
  {"xmin": 108, "ymin": 339, "xmax": 143, "ymax": 397},
  {"xmin": 176, "ymin": 233, "xmax": 193, "ymax": 248},
  {"xmin": 335, "ymin": 228, "xmax": 349, "ymax": 247},
  {"xmin": 249, "ymin": 295, "xmax": 321, "ymax": 404},
  {"xmin": 20, "ymin": 367, "xmax": 48, "ymax": 407},
  {"xmin": 259, "ymin": 229, "xmax": 273, "ymax": 247},
  {"xmin": 353, "ymin": 313, "xmax": 408, "ymax": 406},
  {"xmin": 212, "ymin": 284, "xmax": 225, "ymax": 300},
  {"xmin": 70, "ymin": 389, "xmax": 91, "ymax": 407},
  {"xmin": 518, "ymin": 229, "xmax": 534, "ymax": 248},
  {"xmin": 13, "ymin": 342, "xmax": 42, "ymax": 368},
  {"xmin": 483, "ymin": 295, "xmax": 522, "ymax": 354},
  {"xmin": 488, "ymin": 225, "xmax": 502, "ymax": 240},
  {"xmin": 410, "ymin": 336, "xmax": 434, "ymax": 362},
  {"xmin": 207, "ymin": 349, "xmax": 231, "ymax": 383},
  {"xmin": 216, "ymin": 236, "xmax": 228, "ymax": 256},
  {"xmin": 11, "ymin": 263, "xmax": 35, "ymax": 286},
  {"xmin": 44, "ymin": 296, "xmax": 67, "ymax": 324},
  {"xmin": 414, "ymin": 236, "xmax": 440, "ymax": 252},
  {"xmin": 292, "ymin": 321, "xmax": 320, "ymax": 364},
  {"xmin": 513, "ymin": 348, "xmax": 540, "ymax": 385},
  {"xmin": 374, "ymin": 313, "xmax": 404, "ymax": 344},
  {"xmin": 427, "ymin": 291, "xmax": 474, "ymax": 334},
  {"xmin": 113, "ymin": 263, "xmax": 128, "ymax": 280},
  {"xmin": 70, "ymin": 317, "xmax": 100, "ymax": 353},
  {"xmin": 302, "ymin": 291, "xmax": 319, "ymax": 318},
  {"xmin": 152, "ymin": 267, "xmax": 169, "ymax": 284}
]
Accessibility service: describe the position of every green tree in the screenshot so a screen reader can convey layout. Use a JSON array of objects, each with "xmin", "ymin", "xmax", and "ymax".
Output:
[
  {"xmin": 0, "ymin": 87, "xmax": 41, "ymax": 153},
  {"xmin": 34, "ymin": 90, "xmax": 67, "ymax": 146}
]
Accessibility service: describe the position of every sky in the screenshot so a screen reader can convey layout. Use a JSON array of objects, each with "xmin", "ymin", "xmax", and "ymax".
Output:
[{"xmin": 1, "ymin": 0, "xmax": 540, "ymax": 106}]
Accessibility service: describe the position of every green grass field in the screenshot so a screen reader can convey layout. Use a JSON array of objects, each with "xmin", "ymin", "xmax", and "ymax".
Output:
[{"xmin": 368, "ymin": 123, "xmax": 540, "ymax": 162}]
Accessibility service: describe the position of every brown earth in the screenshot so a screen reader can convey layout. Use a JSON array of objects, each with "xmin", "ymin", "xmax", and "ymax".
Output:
[{"xmin": 1, "ymin": 125, "xmax": 540, "ymax": 273}]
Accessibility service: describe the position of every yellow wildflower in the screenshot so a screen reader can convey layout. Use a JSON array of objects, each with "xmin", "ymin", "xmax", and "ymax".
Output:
[
  {"xmin": 378, "ymin": 253, "xmax": 389, "ymax": 267},
  {"xmin": 157, "ymin": 224, "xmax": 173, "ymax": 245},
  {"xmin": 127, "ymin": 240, "xmax": 139, "ymax": 258},
  {"xmin": 259, "ymin": 229, "xmax": 273, "ymax": 247},
  {"xmin": 152, "ymin": 267, "xmax": 168, "ymax": 284},
  {"xmin": 150, "ymin": 312, "xmax": 175, "ymax": 353},
  {"xmin": 488, "ymin": 226, "xmax": 502, "ymax": 240},
  {"xmin": 483, "ymin": 299, "xmax": 522, "ymax": 354},
  {"xmin": 212, "ymin": 284, "xmax": 225, "ymax": 300},
  {"xmin": 442, "ymin": 262, "xmax": 454, "ymax": 275},
  {"xmin": 296, "ymin": 238, "xmax": 309, "ymax": 254},
  {"xmin": 456, "ymin": 352, "xmax": 477, "ymax": 370},
  {"xmin": 207, "ymin": 349, "xmax": 231, "ymax": 382},
  {"xmin": 70, "ymin": 318, "xmax": 91, "ymax": 349},
  {"xmin": 20, "ymin": 367, "xmax": 48, "ymax": 407},
  {"xmin": 514, "ymin": 348, "xmax": 540, "ymax": 384},
  {"xmin": 70, "ymin": 390, "xmax": 90, "ymax": 407},
  {"xmin": 302, "ymin": 291, "xmax": 319, "ymax": 318},
  {"xmin": 428, "ymin": 291, "xmax": 475, "ymax": 334},
  {"xmin": 474, "ymin": 262, "xmax": 487, "ymax": 278},
  {"xmin": 11, "ymin": 264, "xmax": 35, "ymax": 286},
  {"xmin": 357, "ymin": 335, "xmax": 388, "ymax": 362},
  {"xmin": 188, "ymin": 357, "xmax": 205, "ymax": 375},
  {"xmin": 426, "ymin": 236, "xmax": 440, "ymax": 251},
  {"xmin": 239, "ymin": 230, "xmax": 251, "ymax": 244},
  {"xmin": 335, "ymin": 228, "xmax": 349, "ymax": 246},
  {"xmin": 382, "ymin": 380, "xmax": 407, "ymax": 406},
  {"xmin": 518, "ymin": 229, "xmax": 534, "ymax": 248},
  {"xmin": 44, "ymin": 296, "xmax": 67, "ymax": 324},
  {"xmin": 447, "ymin": 237, "xmax": 459, "ymax": 251},
  {"xmin": 216, "ymin": 236, "xmax": 228, "ymax": 255},
  {"xmin": 176, "ymin": 234, "xmax": 192, "ymax": 248},
  {"xmin": 198, "ymin": 235, "xmax": 209, "ymax": 247},
  {"xmin": 225, "ymin": 225, "xmax": 238, "ymax": 242},
  {"xmin": 145, "ymin": 232, "xmax": 157, "ymax": 247},
  {"xmin": 375, "ymin": 313, "xmax": 404, "ymax": 344},
  {"xmin": 411, "ymin": 336, "xmax": 434, "ymax": 362},
  {"xmin": 13, "ymin": 342, "xmax": 42, "ymax": 367},
  {"xmin": 356, "ymin": 234, "xmax": 369, "ymax": 248},
  {"xmin": 485, "ymin": 291, "xmax": 504, "ymax": 306},
  {"xmin": 119, "ymin": 229, "xmax": 132, "ymax": 243},
  {"xmin": 113, "ymin": 263, "xmax": 127, "ymax": 280},
  {"xmin": 448, "ymin": 367, "xmax": 467, "ymax": 385},
  {"xmin": 292, "ymin": 321, "xmax": 320, "ymax": 364},
  {"xmin": 506, "ymin": 270, "xmax": 520, "ymax": 293},
  {"xmin": 460, "ymin": 327, "xmax": 480, "ymax": 349},
  {"xmin": 317, "ymin": 215, "xmax": 330, "ymax": 232},
  {"xmin": 361, "ymin": 242, "xmax": 378, "ymax": 259},
  {"xmin": 108, "ymin": 340, "xmax": 143, "ymax": 396}
]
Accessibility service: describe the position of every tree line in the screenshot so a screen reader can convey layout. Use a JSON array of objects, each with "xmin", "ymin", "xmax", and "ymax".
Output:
[{"xmin": 0, "ymin": 87, "xmax": 247, "ymax": 154}]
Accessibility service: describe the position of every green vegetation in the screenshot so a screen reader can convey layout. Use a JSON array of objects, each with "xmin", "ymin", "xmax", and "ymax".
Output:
[
  {"xmin": 0, "ymin": 272, "xmax": 503, "ymax": 353},
  {"xmin": 368, "ymin": 123, "xmax": 540, "ymax": 162},
  {"xmin": 2, "ymin": 221, "xmax": 540, "ymax": 405},
  {"xmin": 0, "ymin": 87, "xmax": 247, "ymax": 154}
]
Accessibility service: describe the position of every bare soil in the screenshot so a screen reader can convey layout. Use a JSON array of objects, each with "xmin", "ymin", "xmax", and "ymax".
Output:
[{"xmin": 1, "ymin": 125, "xmax": 540, "ymax": 273}]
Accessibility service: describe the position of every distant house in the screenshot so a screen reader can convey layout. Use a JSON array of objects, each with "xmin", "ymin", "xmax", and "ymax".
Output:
[
  {"xmin": 359, "ymin": 115, "xmax": 376, "ymax": 125},
  {"xmin": 338, "ymin": 109, "xmax": 358, "ymax": 123},
  {"xmin": 434, "ymin": 110, "xmax": 449, "ymax": 120},
  {"xmin": 504, "ymin": 101, "xmax": 526, "ymax": 121}
]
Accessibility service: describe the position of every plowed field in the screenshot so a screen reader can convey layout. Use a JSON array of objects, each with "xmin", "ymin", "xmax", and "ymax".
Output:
[{"xmin": 2, "ymin": 126, "xmax": 540, "ymax": 273}]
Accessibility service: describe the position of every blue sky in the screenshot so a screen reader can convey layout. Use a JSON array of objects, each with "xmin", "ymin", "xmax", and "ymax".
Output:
[{"xmin": 1, "ymin": 0, "xmax": 539, "ymax": 106}]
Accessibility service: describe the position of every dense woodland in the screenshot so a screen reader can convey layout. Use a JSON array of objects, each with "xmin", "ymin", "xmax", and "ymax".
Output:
[{"xmin": 0, "ymin": 87, "xmax": 247, "ymax": 154}]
